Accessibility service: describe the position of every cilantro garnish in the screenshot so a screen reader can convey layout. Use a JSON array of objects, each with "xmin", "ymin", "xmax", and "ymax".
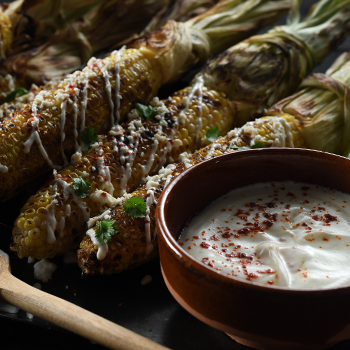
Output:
[
  {"xmin": 123, "ymin": 197, "xmax": 146, "ymax": 218},
  {"xmin": 230, "ymin": 141, "xmax": 267, "ymax": 151},
  {"xmin": 95, "ymin": 218, "xmax": 119, "ymax": 245},
  {"xmin": 230, "ymin": 144, "xmax": 250, "ymax": 151},
  {"xmin": 4, "ymin": 88, "xmax": 29, "ymax": 103},
  {"xmin": 135, "ymin": 103, "xmax": 156, "ymax": 121},
  {"xmin": 206, "ymin": 126, "xmax": 221, "ymax": 143},
  {"xmin": 251, "ymin": 141, "xmax": 267, "ymax": 149},
  {"xmin": 81, "ymin": 127, "xmax": 98, "ymax": 148},
  {"xmin": 72, "ymin": 176, "xmax": 91, "ymax": 198}
]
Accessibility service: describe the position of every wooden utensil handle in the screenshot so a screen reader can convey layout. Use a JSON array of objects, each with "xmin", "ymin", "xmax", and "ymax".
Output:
[{"xmin": 0, "ymin": 269, "xmax": 169, "ymax": 350}]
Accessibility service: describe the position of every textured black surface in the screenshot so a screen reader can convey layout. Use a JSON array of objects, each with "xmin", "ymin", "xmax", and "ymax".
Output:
[{"xmin": 1, "ymin": 1, "xmax": 350, "ymax": 349}]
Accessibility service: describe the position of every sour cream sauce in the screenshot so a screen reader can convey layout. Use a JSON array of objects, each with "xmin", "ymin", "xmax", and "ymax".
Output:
[{"xmin": 179, "ymin": 182, "xmax": 350, "ymax": 289}]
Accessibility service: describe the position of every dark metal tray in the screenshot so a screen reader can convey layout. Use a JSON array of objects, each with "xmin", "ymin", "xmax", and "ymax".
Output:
[{"xmin": 1, "ymin": 2, "xmax": 350, "ymax": 349}]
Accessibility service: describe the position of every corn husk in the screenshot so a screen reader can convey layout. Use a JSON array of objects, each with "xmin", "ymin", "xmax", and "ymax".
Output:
[
  {"xmin": 0, "ymin": 0, "xmax": 171, "ymax": 86},
  {"xmin": 266, "ymin": 52, "xmax": 350, "ymax": 157},
  {"xmin": 0, "ymin": 25, "xmax": 94, "ymax": 87},
  {"xmin": 128, "ymin": 0, "xmax": 290, "ymax": 84},
  {"xmin": 142, "ymin": 0, "xmax": 219, "ymax": 34},
  {"xmin": 3, "ymin": 0, "xmax": 101, "ymax": 55},
  {"xmin": 0, "ymin": 0, "xmax": 290, "ymax": 87},
  {"xmin": 83, "ymin": 0, "xmax": 168, "ymax": 54},
  {"xmin": 202, "ymin": 0, "xmax": 350, "ymax": 126}
]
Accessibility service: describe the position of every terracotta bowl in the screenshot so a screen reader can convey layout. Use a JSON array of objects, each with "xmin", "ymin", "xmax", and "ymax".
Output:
[{"xmin": 156, "ymin": 148, "xmax": 350, "ymax": 350}]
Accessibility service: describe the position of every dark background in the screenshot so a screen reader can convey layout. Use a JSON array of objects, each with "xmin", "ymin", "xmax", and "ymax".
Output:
[{"xmin": 1, "ymin": 1, "xmax": 350, "ymax": 349}]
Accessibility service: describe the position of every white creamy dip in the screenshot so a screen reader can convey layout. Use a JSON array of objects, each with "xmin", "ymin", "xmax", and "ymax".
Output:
[{"xmin": 179, "ymin": 181, "xmax": 350, "ymax": 289}]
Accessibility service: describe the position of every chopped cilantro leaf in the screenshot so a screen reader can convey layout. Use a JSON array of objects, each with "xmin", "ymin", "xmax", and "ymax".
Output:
[
  {"xmin": 251, "ymin": 142, "xmax": 267, "ymax": 149},
  {"xmin": 123, "ymin": 197, "xmax": 146, "ymax": 218},
  {"xmin": 135, "ymin": 103, "xmax": 156, "ymax": 121},
  {"xmin": 72, "ymin": 176, "xmax": 91, "ymax": 198},
  {"xmin": 4, "ymin": 88, "xmax": 29, "ymax": 103},
  {"xmin": 230, "ymin": 141, "xmax": 267, "ymax": 151},
  {"xmin": 206, "ymin": 126, "xmax": 221, "ymax": 143},
  {"xmin": 230, "ymin": 144, "xmax": 250, "ymax": 151},
  {"xmin": 81, "ymin": 127, "xmax": 98, "ymax": 148},
  {"xmin": 95, "ymin": 218, "xmax": 119, "ymax": 245}
]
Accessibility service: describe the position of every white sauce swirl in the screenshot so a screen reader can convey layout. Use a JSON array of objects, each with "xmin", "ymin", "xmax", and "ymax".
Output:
[{"xmin": 179, "ymin": 181, "xmax": 350, "ymax": 289}]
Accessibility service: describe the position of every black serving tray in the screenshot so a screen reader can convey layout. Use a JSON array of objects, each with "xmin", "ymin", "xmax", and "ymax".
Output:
[{"xmin": 1, "ymin": 1, "xmax": 350, "ymax": 349}]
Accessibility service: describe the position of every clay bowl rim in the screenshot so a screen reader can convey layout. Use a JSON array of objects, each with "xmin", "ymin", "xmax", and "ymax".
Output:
[{"xmin": 156, "ymin": 147, "xmax": 350, "ymax": 296}]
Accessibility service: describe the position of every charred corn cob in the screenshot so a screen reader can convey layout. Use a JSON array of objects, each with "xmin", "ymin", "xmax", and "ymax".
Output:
[
  {"xmin": 11, "ymin": 80, "xmax": 235, "ymax": 259},
  {"xmin": 202, "ymin": 0, "xmax": 350, "ymax": 126},
  {"xmin": 76, "ymin": 50, "xmax": 350, "ymax": 275},
  {"xmin": 0, "ymin": 48, "xmax": 163, "ymax": 200},
  {"xmin": 77, "ymin": 114, "xmax": 304, "ymax": 275},
  {"xmin": 0, "ymin": 0, "xmax": 290, "ymax": 201}
]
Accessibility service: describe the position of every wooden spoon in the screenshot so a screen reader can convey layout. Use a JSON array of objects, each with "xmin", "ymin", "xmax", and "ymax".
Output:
[{"xmin": 0, "ymin": 250, "xmax": 169, "ymax": 350}]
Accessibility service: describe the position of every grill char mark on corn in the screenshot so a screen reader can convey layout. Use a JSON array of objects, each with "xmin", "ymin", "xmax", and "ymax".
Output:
[
  {"xmin": 77, "ymin": 114, "xmax": 304, "ymax": 275},
  {"xmin": 0, "ymin": 48, "xmax": 163, "ymax": 201},
  {"xmin": 11, "ymin": 85, "xmax": 235, "ymax": 259}
]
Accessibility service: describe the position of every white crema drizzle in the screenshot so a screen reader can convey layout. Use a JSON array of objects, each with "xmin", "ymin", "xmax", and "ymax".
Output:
[
  {"xmin": 60, "ymin": 100, "xmax": 69, "ymax": 166},
  {"xmin": 114, "ymin": 47, "xmax": 125, "ymax": 124},
  {"xmin": 144, "ymin": 187, "xmax": 156, "ymax": 255},
  {"xmin": 96, "ymin": 147, "xmax": 114, "ymax": 194},
  {"xmin": 142, "ymin": 164, "xmax": 177, "ymax": 255},
  {"xmin": 22, "ymin": 102, "xmax": 60, "ymax": 170},
  {"xmin": 45, "ymin": 171, "xmax": 91, "ymax": 244},
  {"xmin": 109, "ymin": 98, "xmax": 178, "ymax": 196},
  {"xmin": 86, "ymin": 209, "xmax": 112, "ymax": 260},
  {"xmin": 99, "ymin": 59, "xmax": 115, "ymax": 126},
  {"xmin": 0, "ymin": 51, "xmax": 125, "ymax": 172},
  {"xmin": 178, "ymin": 75, "xmax": 204, "ymax": 145}
]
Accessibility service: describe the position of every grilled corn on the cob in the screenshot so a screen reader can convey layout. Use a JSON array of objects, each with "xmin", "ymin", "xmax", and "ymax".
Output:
[
  {"xmin": 77, "ymin": 114, "xmax": 304, "ymax": 275},
  {"xmin": 77, "ymin": 50, "xmax": 350, "ymax": 275},
  {"xmin": 0, "ymin": 48, "xmax": 163, "ymax": 200},
  {"xmin": 11, "ymin": 81, "xmax": 235, "ymax": 259},
  {"xmin": 0, "ymin": 0, "xmax": 291, "ymax": 201}
]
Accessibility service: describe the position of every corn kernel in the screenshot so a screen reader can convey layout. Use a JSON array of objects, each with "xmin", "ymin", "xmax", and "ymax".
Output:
[
  {"xmin": 24, "ymin": 218, "xmax": 36, "ymax": 231},
  {"xmin": 28, "ymin": 228, "xmax": 41, "ymax": 239},
  {"xmin": 25, "ymin": 237, "xmax": 34, "ymax": 248}
]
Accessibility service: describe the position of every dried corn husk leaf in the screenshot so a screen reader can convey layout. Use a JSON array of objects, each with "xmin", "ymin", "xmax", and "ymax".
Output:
[
  {"xmin": 129, "ymin": 0, "xmax": 290, "ymax": 84},
  {"xmin": 202, "ymin": 0, "xmax": 350, "ymax": 126},
  {"xmin": 187, "ymin": 0, "xmax": 291, "ymax": 55},
  {"xmin": 3, "ymin": 0, "xmax": 101, "ymax": 55},
  {"xmin": 82, "ymin": 0, "xmax": 168, "ymax": 53},
  {"xmin": 1, "ymin": 25, "xmax": 93, "ymax": 86},
  {"xmin": 143, "ymin": 0, "xmax": 219, "ymax": 33},
  {"xmin": 0, "ymin": 0, "xmax": 290, "ymax": 86},
  {"xmin": 266, "ymin": 52, "xmax": 350, "ymax": 157}
]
